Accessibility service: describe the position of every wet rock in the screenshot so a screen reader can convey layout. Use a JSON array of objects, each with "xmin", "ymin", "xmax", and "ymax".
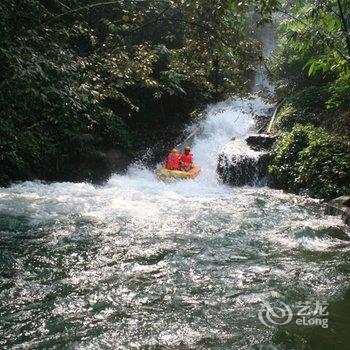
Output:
[
  {"xmin": 0, "ymin": 174, "xmax": 11, "ymax": 188},
  {"xmin": 246, "ymin": 133, "xmax": 277, "ymax": 151},
  {"xmin": 217, "ymin": 133, "xmax": 278, "ymax": 186},
  {"xmin": 87, "ymin": 148, "xmax": 132, "ymax": 184},
  {"xmin": 218, "ymin": 152, "xmax": 272, "ymax": 186},
  {"xmin": 254, "ymin": 113, "xmax": 273, "ymax": 133},
  {"xmin": 105, "ymin": 148, "xmax": 132, "ymax": 174},
  {"xmin": 325, "ymin": 196, "xmax": 350, "ymax": 226}
]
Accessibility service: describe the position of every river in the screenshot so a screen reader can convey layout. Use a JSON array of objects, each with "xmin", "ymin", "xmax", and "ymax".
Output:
[{"xmin": 0, "ymin": 96, "xmax": 349, "ymax": 350}]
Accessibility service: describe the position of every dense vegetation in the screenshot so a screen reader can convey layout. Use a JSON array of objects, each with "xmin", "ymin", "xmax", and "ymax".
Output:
[
  {"xmin": 1, "ymin": 0, "xmax": 348, "ymax": 198},
  {"xmin": 270, "ymin": 124, "xmax": 350, "ymax": 198},
  {"xmin": 268, "ymin": 0, "xmax": 350, "ymax": 199},
  {"xmin": 0, "ymin": 0, "xmax": 278, "ymax": 183}
]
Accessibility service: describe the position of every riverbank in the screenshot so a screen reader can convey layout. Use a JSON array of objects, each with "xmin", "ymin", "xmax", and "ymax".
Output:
[
  {"xmin": 263, "ymin": 14, "xmax": 350, "ymax": 200},
  {"xmin": 266, "ymin": 89, "xmax": 350, "ymax": 200}
]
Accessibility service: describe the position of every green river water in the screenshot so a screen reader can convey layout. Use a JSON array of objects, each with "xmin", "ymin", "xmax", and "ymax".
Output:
[{"xmin": 1, "ymin": 98, "xmax": 349, "ymax": 350}]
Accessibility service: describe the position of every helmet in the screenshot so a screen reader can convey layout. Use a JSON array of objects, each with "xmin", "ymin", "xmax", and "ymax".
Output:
[
  {"xmin": 171, "ymin": 148, "xmax": 179, "ymax": 153},
  {"xmin": 184, "ymin": 146, "xmax": 191, "ymax": 152}
]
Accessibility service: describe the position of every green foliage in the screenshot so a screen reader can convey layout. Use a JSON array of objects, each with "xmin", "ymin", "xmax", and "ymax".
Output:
[
  {"xmin": 269, "ymin": 1, "xmax": 350, "ymax": 198},
  {"xmin": 327, "ymin": 70, "xmax": 350, "ymax": 108},
  {"xmin": 273, "ymin": 86, "xmax": 331, "ymax": 131},
  {"xmin": 269, "ymin": 124, "xmax": 350, "ymax": 199},
  {"xmin": 1, "ymin": 0, "xmax": 271, "ymax": 181},
  {"xmin": 270, "ymin": 0, "xmax": 350, "ymax": 108}
]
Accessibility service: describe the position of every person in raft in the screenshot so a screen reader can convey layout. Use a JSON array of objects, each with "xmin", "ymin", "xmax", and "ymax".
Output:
[
  {"xmin": 165, "ymin": 148, "xmax": 181, "ymax": 170},
  {"xmin": 180, "ymin": 146, "xmax": 193, "ymax": 171}
]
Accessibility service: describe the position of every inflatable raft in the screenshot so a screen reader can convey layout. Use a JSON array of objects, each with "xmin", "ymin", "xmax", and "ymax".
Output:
[{"xmin": 155, "ymin": 165, "xmax": 201, "ymax": 181}]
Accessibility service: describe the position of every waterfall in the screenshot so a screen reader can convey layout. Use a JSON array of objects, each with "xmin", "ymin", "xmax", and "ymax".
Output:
[{"xmin": 215, "ymin": 21, "xmax": 278, "ymax": 187}]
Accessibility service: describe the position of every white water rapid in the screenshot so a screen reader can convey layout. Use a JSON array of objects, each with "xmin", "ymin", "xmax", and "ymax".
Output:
[{"xmin": 1, "ymin": 44, "xmax": 349, "ymax": 350}]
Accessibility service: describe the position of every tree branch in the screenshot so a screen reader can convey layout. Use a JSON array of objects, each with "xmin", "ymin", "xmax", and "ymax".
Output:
[
  {"xmin": 316, "ymin": 0, "xmax": 342, "ymax": 19},
  {"xmin": 278, "ymin": 8, "xmax": 350, "ymax": 64},
  {"xmin": 109, "ymin": 12, "xmax": 235, "ymax": 54},
  {"xmin": 40, "ymin": 0, "xmax": 147, "ymax": 27},
  {"xmin": 54, "ymin": 0, "xmax": 71, "ymax": 11},
  {"xmin": 109, "ymin": 6, "xmax": 172, "ymax": 53},
  {"xmin": 337, "ymin": 0, "xmax": 350, "ymax": 57}
]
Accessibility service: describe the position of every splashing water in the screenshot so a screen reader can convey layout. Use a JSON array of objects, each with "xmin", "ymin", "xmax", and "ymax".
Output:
[{"xmin": 0, "ymin": 95, "xmax": 349, "ymax": 349}]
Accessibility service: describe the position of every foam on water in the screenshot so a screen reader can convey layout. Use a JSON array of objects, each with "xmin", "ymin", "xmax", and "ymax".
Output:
[
  {"xmin": 0, "ymin": 94, "xmax": 349, "ymax": 350},
  {"xmin": 0, "ymin": 96, "xmax": 345, "ymax": 236},
  {"xmin": 0, "ymin": 93, "xmax": 346, "ymax": 242},
  {"xmin": 0, "ymin": 95, "xmax": 269, "ymax": 221}
]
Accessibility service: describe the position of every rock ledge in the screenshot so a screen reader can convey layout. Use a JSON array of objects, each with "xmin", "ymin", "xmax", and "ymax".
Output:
[{"xmin": 325, "ymin": 196, "xmax": 350, "ymax": 226}]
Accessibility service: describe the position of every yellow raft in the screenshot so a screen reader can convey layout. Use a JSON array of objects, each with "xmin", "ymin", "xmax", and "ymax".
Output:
[{"xmin": 155, "ymin": 165, "xmax": 201, "ymax": 181}]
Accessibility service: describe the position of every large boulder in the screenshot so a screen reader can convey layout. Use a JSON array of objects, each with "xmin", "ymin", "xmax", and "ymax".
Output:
[
  {"xmin": 325, "ymin": 196, "xmax": 350, "ymax": 226},
  {"xmin": 0, "ymin": 174, "xmax": 11, "ymax": 188},
  {"xmin": 105, "ymin": 148, "xmax": 132, "ymax": 174},
  {"xmin": 217, "ymin": 151, "xmax": 272, "ymax": 186},
  {"xmin": 217, "ymin": 134, "xmax": 277, "ymax": 186},
  {"xmin": 87, "ymin": 148, "xmax": 132, "ymax": 184},
  {"xmin": 245, "ymin": 133, "xmax": 277, "ymax": 151}
]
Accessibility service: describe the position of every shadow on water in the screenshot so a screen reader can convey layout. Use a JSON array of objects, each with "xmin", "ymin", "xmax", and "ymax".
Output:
[
  {"xmin": 272, "ymin": 288, "xmax": 350, "ymax": 350},
  {"xmin": 0, "ymin": 213, "xmax": 33, "ymax": 233}
]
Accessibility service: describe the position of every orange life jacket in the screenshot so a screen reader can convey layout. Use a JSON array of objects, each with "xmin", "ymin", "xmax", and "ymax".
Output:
[
  {"xmin": 180, "ymin": 153, "xmax": 193, "ymax": 166},
  {"xmin": 166, "ymin": 153, "xmax": 180, "ymax": 170}
]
